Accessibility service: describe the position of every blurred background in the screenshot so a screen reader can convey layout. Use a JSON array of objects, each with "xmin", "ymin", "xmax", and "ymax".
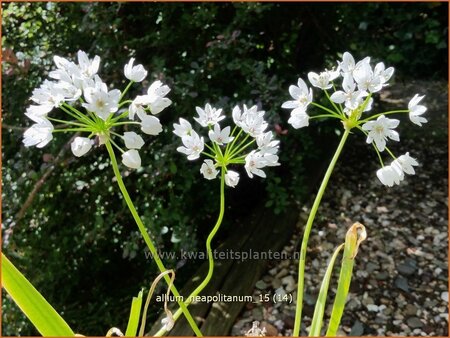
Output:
[{"xmin": 2, "ymin": 2, "xmax": 448, "ymax": 336}]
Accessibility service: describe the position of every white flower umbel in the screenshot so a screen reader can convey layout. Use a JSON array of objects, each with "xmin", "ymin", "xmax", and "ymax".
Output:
[
  {"xmin": 124, "ymin": 58, "xmax": 147, "ymax": 82},
  {"xmin": 281, "ymin": 50, "xmax": 426, "ymax": 190},
  {"xmin": 174, "ymin": 103, "xmax": 279, "ymax": 186},
  {"xmin": 23, "ymin": 50, "xmax": 172, "ymax": 170},
  {"xmin": 71, "ymin": 137, "xmax": 93, "ymax": 157}
]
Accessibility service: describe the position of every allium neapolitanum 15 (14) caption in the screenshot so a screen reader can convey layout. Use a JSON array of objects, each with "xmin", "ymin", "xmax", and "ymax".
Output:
[
  {"xmin": 282, "ymin": 51, "xmax": 427, "ymax": 336},
  {"xmin": 23, "ymin": 50, "xmax": 171, "ymax": 168}
]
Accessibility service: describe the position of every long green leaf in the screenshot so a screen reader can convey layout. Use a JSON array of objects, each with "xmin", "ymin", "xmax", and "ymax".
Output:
[
  {"xmin": 309, "ymin": 244, "xmax": 344, "ymax": 337},
  {"xmin": 326, "ymin": 223, "xmax": 367, "ymax": 336},
  {"xmin": 125, "ymin": 290, "xmax": 143, "ymax": 336},
  {"xmin": 1, "ymin": 253, "xmax": 75, "ymax": 336}
]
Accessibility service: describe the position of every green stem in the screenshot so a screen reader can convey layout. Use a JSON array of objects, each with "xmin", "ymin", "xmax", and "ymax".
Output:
[
  {"xmin": 229, "ymin": 139, "xmax": 255, "ymax": 159},
  {"xmin": 356, "ymin": 126, "xmax": 384, "ymax": 167},
  {"xmin": 227, "ymin": 134, "xmax": 251, "ymax": 158},
  {"xmin": 155, "ymin": 169, "xmax": 226, "ymax": 337},
  {"xmin": 309, "ymin": 114, "xmax": 342, "ymax": 120},
  {"xmin": 52, "ymin": 128, "xmax": 91, "ymax": 133},
  {"xmin": 359, "ymin": 110, "xmax": 409, "ymax": 123},
  {"xmin": 311, "ymin": 102, "xmax": 341, "ymax": 117},
  {"xmin": 224, "ymin": 127, "xmax": 243, "ymax": 157},
  {"xmin": 61, "ymin": 103, "xmax": 95, "ymax": 127},
  {"xmin": 111, "ymin": 121, "xmax": 141, "ymax": 127},
  {"xmin": 324, "ymin": 89, "xmax": 343, "ymax": 115},
  {"xmin": 105, "ymin": 141, "xmax": 203, "ymax": 337},
  {"xmin": 293, "ymin": 128, "xmax": 350, "ymax": 336},
  {"xmin": 120, "ymin": 81, "xmax": 134, "ymax": 102},
  {"xmin": 47, "ymin": 117, "xmax": 89, "ymax": 127}
]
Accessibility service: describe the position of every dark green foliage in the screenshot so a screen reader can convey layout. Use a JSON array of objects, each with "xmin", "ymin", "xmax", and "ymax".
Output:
[{"xmin": 2, "ymin": 2, "xmax": 447, "ymax": 335}]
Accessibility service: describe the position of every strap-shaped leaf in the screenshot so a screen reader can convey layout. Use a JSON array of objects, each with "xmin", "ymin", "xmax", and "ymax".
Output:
[
  {"xmin": 309, "ymin": 244, "xmax": 344, "ymax": 336},
  {"xmin": 1, "ymin": 253, "xmax": 75, "ymax": 336},
  {"xmin": 125, "ymin": 290, "xmax": 143, "ymax": 336}
]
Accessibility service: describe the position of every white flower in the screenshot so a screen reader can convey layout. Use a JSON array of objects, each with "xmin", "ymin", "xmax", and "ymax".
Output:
[
  {"xmin": 242, "ymin": 106, "xmax": 267, "ymax": 136},
  {"xmin": 307, "ymin": 69, "xmax": 340, "ymax": 90},
  {"xmin": 261, "ymin": 153, "xmax": 280, "ymax": 167},
  {"xmin": 173, "ymin": 118, "xmax": 193, "ymax": 137},
  {"xmin": 71, "ymin": 137, "xmax": 93, "ymax": 157},
  {"xmin": 194, "ymin": 104, "xmax": 225, "ymax": 127},
  {"xmin": 339, "ymin": 52, "xmax": 356, "ymax": 74},
  {"xmin": 146, "ymin": 81, "xmax": 172, "ymax": 114},
  {"xmin": 232, "ymin": 105, "xmax": 244, "ymax": 127},
  {"xmin": 31, "ymin": 80, "xmax": 66, "ymax": 108},
  {"xmin": 25, "ymin": 105, "xmax": 54, "ymax": 122},
  {"xmin": 353, "ymin": 62, "xmax": 383, "ymax": 93},
  {"xmin": 176, "ymin": 131, "xmax": 204, "ymax": 160},
  {"xmin": 208, "ymin": 124, "xmax": 234, "ymax": 145},
  {"xmin": 288, "ymin": 109, "xmax": 309, "ymax": 129},
  {"xmin": 281, "ymin": 78, "xmax": 313, "ymax": 112},
  {"xmin": 374, "ymin": 62, "xmax": 394, "ymax": 84},
  {"xmin": 233, "ymin": 105, "xmax": 267, "ymax": 137},
  {"xmin": 121, "ymin": 149, "xmax": 141, "ymax": 169},
  {"xmin": 77, "ymin": 50, "xmax": 100, "ymax": 79},
  {"xmin": 140, "ymin": 115, "xmax": 163, "ymax": 135},
  {"xmin": 339, "ymin": 52, "xmax": 370, "ymax": 76},
  {"xmin": 128, "ymin": 97, "xmax": 147, "ymax": 120},
  {"xmin": 362, "ymin": 115, "xmax": 400, "ymax": 152},
  {"xmin": 131, "ymin": 81, "xmax": 172, "ymax": 116},
  {"xmin": 245, "ymin": 151, "xmax": 267, "ymax": 178},
  {"xmin": 256, "ymin": 131, "xmax": 279, "ymax": 155},
  {"xmin": 123, "ymin": 131, "xmax": 145, "ymax": 149},
  {"xmin": 394, "ymin": 152, "xmax": 419, "ymax": 175},
  {"xmin": 408, "ymin": 94, "xmax": 427, "ymax": 127},
  {"xmin": 376, "ymin": 165, "xmax": 403, "ymax": 187},
  {"xmin": 225, "ymin": 170, "xmax": 240, "ymax": 187},
  {"xmin": 200, "ymin": 159, "xmax": 219, "ymax": 180},
  {"xmin": 23, "ymin": 118, "xmax": 54, "ymax": 148},
  {"xmin": 83, "ymin": 85, "xmax": 121, "ymax": 120},
  {"xmin": 330, "ymin": 74, "xmax": 367, "ymax": 110},
  {"xmin": 124, "ymin": 58, "xmax": 147, "ymax": 82}
]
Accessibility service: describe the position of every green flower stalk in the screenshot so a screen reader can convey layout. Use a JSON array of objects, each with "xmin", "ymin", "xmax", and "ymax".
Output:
[{"xmin": 281, "ymin": 51, "xmax": 427, "ymax": 335}]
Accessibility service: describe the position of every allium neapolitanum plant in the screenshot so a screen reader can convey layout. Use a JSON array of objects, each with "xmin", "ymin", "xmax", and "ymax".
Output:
[
  {"xmin": 3, "ymin": 50, "xmax": 427, "ymax": 337},
  {"xmin": 281, "ymin": 51, "xmax": 426, "ymax": 336},
  {"xmin": 4, "ymin": 50, "xmax": 202, "ymax": 336}
]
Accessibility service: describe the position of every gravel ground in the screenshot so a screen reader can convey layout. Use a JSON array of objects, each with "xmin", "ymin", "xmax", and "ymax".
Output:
[{"xmin": 232, "ymin": 80, "xmax": 448, "ymax": 336}]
